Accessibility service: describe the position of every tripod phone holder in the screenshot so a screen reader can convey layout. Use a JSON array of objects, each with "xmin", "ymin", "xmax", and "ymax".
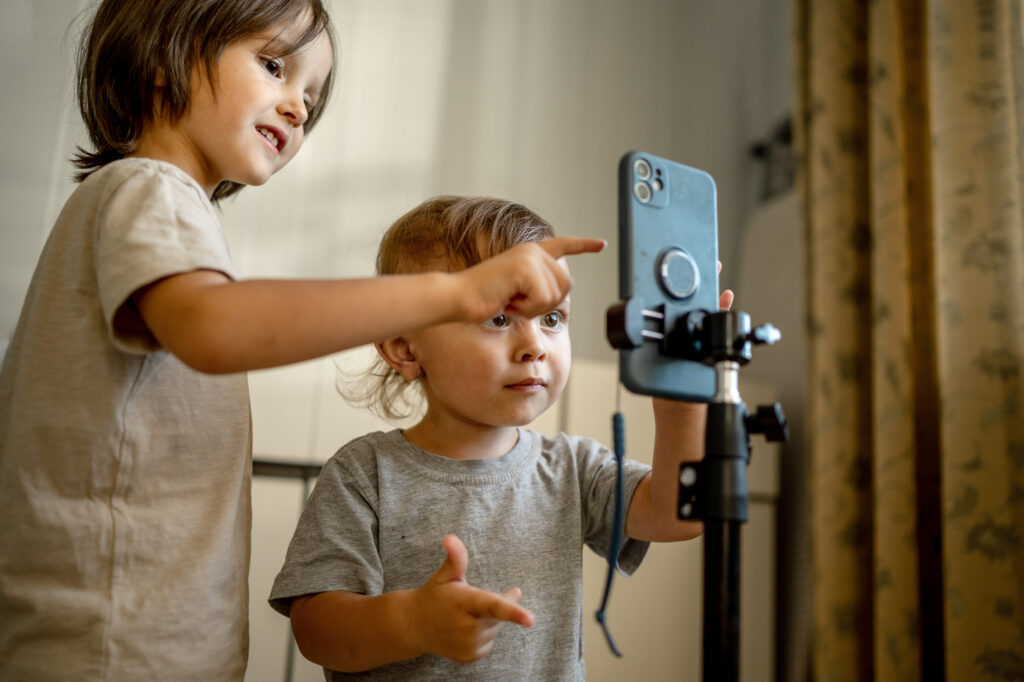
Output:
[{"xmin": 606, "ymin": 297, "xmax": 788, "ymax": 682}]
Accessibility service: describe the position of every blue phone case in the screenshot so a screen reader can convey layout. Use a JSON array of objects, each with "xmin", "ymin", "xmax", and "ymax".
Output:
[{"xmin": 617, "ymin": 151, "xmax": 719, "ymax": 401}]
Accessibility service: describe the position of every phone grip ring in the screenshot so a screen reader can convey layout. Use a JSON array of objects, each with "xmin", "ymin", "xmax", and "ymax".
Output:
[{"xmin": 657, "ymin": 247, "xmax": 700, "ymax": 300}]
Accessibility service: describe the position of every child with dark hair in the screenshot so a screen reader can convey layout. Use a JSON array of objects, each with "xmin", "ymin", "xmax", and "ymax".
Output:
[
  {"xmin": 0, "ymin": 3, "xmax": 603, "ymax": 679},
  {"xmin": 269, "ymin": 196, "xmax": 732, "ymax": 680}
]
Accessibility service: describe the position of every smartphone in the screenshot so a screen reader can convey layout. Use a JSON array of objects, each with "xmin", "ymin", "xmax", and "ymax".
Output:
[{"xmin": 615, "ymin": 150, "xmax": 719, "ymax": 402}]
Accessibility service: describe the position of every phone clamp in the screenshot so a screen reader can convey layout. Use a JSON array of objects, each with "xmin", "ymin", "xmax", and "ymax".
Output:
[{"xmin": 607, "ymin": 297, "xmax": 780, "ymax": 360}]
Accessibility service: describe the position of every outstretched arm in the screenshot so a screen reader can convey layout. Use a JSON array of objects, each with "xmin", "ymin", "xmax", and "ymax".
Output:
[
  {"xmin": 624, "ymin": 284, "xmax": 734, "ymax": 542},
  {"xmin": 134, "ymin": 237, "xmax": 604, "ymax": 374},
  {"xmin": 289, "ymin": 535, "xmax": 533, "ymax": 673},
  {"xmin": 624, "ymin": 399, "xmax": 708, "ymax": 542}
]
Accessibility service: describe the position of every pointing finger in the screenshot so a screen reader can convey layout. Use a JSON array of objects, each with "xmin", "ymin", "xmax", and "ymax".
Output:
[
  {"xmin": 539, "ymin": 236, "xmax": 606, "ymax": 259},
  {"xmin": 470, "ymin": 590, "xmax": 534, "ymax": 628}
]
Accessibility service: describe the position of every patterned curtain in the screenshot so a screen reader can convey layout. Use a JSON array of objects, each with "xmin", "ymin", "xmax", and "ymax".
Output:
[{"xmin": 794, "ymin": 0, "xmax": 1024, "ymax": 680}]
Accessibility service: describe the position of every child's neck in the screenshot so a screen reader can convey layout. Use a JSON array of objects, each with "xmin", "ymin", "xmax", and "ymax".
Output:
[
  {"xmin": 402, "ymin": 418, "xmax": 518, "ymax": 461},
  {"xmin": 130, "ymin": 123, "xmax": 217, "ymax": 198}
]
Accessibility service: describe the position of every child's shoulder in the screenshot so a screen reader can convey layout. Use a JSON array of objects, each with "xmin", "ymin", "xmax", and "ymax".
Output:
[
  {"xmin": 322, "ymin": 429, "xmax": 405, "ymax": 472},
  {"xmin": 84, "ymin": 158, "xmax": 207, "ymax": 203}
]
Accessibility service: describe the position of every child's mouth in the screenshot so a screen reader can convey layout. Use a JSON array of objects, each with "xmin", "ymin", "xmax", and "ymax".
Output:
[
  {"xmin": 506, "ymin": 379, "xmax": 545, "ymax": 392},
  {"xmin": 256, "ymin": 126, "xmax": 281, "ymax": 151}
]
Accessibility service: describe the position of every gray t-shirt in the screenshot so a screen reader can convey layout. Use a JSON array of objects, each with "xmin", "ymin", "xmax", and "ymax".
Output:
[
  {"xmin": 270, "ymin": 428, "xmax": 650, "ymax": 681},
  {"xmin": 0, "ymin": 158, "xmax": 252, "ymax": 681}
]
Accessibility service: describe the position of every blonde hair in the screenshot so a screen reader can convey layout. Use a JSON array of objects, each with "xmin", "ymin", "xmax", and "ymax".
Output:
[{"xmin": 344, "ymin": 195, "xmax": 555, "ymax": 420}]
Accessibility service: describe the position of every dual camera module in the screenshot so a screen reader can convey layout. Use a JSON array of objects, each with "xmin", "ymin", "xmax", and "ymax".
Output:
[{"xmin": 633, "ymin": 158, "xmax": 664, "ymax": 203}]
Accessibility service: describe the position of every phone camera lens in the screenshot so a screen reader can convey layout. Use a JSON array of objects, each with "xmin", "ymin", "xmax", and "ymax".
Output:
[
  {"xmin": 634, "ymin": 159, "xmax": 652, "ymax": 181},
  {"xmin": 634, "ymin": 181, "xmax": 652, "ymax": 203}
]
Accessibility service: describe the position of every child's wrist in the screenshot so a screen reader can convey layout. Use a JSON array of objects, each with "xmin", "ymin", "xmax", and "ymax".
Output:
[
  {"xmin": 392, "ymin": 588, "xmax": 429, "ymax": 658},
  {"xmin": 652, "ymin": 396, "xmax": 707, "ymax": 415},
  {"xmin": 402, "ymin": 270, "xmax": 457, "ymax": 324},
  {"xmin": 442, "ymin": 269, "xmax": 494, "ymax": 324}
]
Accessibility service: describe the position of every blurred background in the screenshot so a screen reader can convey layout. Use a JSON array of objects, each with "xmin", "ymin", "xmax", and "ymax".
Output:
[{"xmin": 2, "ymin": 1, "xmax": 1020, "ymax": 681}]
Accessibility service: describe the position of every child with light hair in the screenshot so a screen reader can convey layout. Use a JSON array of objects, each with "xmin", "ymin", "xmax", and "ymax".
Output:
[{"xmin": 270, "ymin": 195, "xmax": 730, "ymax": 680}]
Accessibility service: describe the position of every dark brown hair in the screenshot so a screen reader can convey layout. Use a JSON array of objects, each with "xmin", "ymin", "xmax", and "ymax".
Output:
[
  {"xmin": 346, "ymin": 196, "xmax": 555, "ymax": 420},
  {"xmin": 73, "ymin": 0, "xmax": 336, "ymax": 202}
]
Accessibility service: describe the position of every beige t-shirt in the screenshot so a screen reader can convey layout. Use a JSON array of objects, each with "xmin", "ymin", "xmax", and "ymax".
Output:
[{"xmin": 0, "ymin": 158, "xmax": 252, "ymax": 680}]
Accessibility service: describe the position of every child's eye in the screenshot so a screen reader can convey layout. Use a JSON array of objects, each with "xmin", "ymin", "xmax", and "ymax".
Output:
[
  {"xmin": 541, "ymin": 311, "xmax": 565, "ymax": 329},
  {"xmin": 261, "ymin": 57, "xmax": 283, "ymax": 78},
  {"xmin": 483, "ymin": 314, "xmax": 510, "ymax": 329}
]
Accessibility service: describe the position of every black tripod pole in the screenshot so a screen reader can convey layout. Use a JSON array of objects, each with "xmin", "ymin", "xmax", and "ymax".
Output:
[
  {"xmin": 701, "ymin": 359, "xmax": 749, "ymax": 682},
  {"xmin": 689, "ymin": 310, "xmax": 785, "ymax": 681},
  {"xmin": 608, "ymin": 301, "xmax": 785, "ymax": 678}
]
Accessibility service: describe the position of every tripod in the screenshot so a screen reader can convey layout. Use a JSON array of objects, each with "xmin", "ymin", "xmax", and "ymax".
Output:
[{"xmin": 607, "ymin": 302, "xmax": 787, "ymax": 681}]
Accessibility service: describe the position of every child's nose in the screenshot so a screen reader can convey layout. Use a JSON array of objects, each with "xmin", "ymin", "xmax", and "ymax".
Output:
[
  {"xmin": 279, "ymin": 92, "xmax": 309, "ymax": 127},
  {"xmin": 515, "ymin": 324, "xmax": 547, "ymax": 362}
]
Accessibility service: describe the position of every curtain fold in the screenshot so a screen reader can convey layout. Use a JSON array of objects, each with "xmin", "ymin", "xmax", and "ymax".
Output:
[{"xmin": 795, "ymin": 0, "xmax": 1024, "ymax": 679}]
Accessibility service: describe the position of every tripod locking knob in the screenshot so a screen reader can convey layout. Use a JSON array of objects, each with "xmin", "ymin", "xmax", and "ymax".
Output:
[
  {"xmin": 743, "ymin": 403, "xmax": 789, "ymax": 443},
  {"xmin": 746, "ymin": 323, "xmax": 781, "ymax": 347}
]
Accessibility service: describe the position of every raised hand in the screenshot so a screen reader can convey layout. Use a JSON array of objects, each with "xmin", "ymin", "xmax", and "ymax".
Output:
[
  {"xmin": 455, "ymin": 237, "xmax": 605, "ymax": 323},
  {"xmin": 407, "ymin": 535, "xmax": 533, "ymax": 664}
]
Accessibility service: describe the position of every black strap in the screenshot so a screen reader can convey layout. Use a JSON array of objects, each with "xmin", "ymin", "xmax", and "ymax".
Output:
[{"xmin": 594, "ymin": 411, "xmax": 626, "ymax": 657}]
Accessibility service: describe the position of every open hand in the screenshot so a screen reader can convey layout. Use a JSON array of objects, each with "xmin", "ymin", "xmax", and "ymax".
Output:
[{"xmin": 407, "ymin": 535, "xmax": 534, "ymax": 664}]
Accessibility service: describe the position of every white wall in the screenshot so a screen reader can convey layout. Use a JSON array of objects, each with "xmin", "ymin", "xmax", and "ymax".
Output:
[{"xmin": 0, "ymin": 1, "xmax": 799, "ymax": 680}]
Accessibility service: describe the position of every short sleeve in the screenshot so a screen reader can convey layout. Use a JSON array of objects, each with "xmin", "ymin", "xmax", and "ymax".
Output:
[
  {"xmin": 268, "ymin": 442, "xmax": 384, "ymax": 616},
  {"xmin": 94, "ymin": 161, "xmax": 237, "ymax": 354},
  {"xmin": 573, "ymin": 435, "xmax": 651, "ymax": 576}
]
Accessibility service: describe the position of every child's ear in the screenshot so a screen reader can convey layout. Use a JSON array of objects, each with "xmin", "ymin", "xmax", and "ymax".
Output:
[{"xmin": 376, "ymin": 338, "xmax": 422, "ymax": 381}]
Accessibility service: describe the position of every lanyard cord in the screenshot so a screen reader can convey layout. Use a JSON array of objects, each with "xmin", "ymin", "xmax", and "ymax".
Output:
[{"xmin": 595, "ymin": 382, "xmax": 626, "ymax": 657}]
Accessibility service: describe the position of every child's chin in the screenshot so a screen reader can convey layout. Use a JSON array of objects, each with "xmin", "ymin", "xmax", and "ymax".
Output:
[
  {"xmin": 236, "ymin": 168, "xmax": 274, "ymax": 186},
  {"xmin": 507, "ymin": 411, "xmax": 546, "ymax": 428},
  {"xmin": 245, "ymin": 175, "xmax": 271, "ymax": 187}
]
